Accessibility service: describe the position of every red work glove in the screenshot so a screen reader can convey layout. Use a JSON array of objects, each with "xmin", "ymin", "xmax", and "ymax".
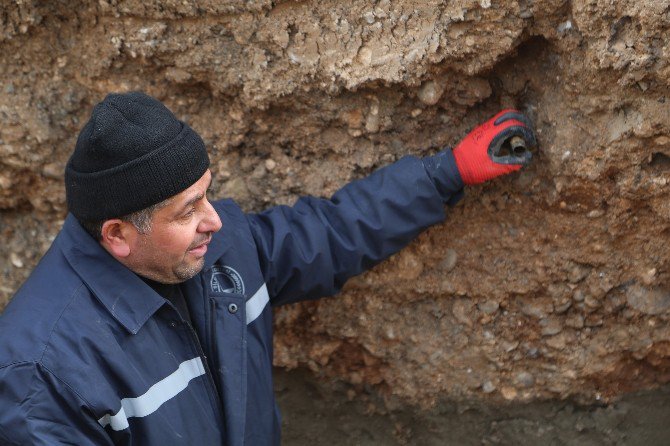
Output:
[{"xmin": 452, "ymin": 109, "xmax": 536, "ymax": 185}]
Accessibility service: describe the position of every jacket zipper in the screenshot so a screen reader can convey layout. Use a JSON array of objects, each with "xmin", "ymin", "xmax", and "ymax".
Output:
[
  {"xmin": 206, "ymin": 298, "xmax": 222, "ymax": 396},
  {"xmin": 166, "ymin": 300, "xmax": 225, "ymax": 427},
  {"xmin": 185, "ymin": 319, "xmax": 224, "ymax": 417}
]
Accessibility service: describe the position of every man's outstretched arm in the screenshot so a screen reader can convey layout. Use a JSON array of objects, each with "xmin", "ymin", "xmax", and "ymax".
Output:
[{"xmin": 247, "ymin": 110, "xmax": 535, "ymax": 306}]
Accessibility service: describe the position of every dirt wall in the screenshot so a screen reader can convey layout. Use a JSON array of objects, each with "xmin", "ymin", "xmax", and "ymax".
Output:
[{"xmin": 1, "ymin": 0, "xmax": 670, "ymax": 409}]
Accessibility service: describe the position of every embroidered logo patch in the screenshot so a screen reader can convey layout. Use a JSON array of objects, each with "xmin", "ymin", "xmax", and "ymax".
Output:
[{"xmin": 210, "ymin": 265, "xmax": 245, "ymax": 294}]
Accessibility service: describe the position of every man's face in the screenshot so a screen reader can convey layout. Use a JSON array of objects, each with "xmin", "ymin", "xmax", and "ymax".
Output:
[{"xmin": 124, "ymin": 170, "xmax": 222, "ymax": 284}]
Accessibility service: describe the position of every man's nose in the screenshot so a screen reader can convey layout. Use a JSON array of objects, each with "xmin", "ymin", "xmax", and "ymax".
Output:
[{"xmin": 199, "ymin": 200, "xmax": 222, "ymax": 234}]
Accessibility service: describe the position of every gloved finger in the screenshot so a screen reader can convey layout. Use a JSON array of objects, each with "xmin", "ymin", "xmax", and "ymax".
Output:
[
  {"xmin": 512, "ymin": 122, "xmax": 537, "ymax": 148},
  {"xmin": 494, "ymin": 110, "xmax": 534, "ymax": 130},
  {"xmin": 488, "ymin": 125, "xmax": 535, "ymax": 166},
  {"xmin": 491, "ymin": 151, "xmax": 532, "ymax": 166},
  {"xmin": 493, "ymin": 116, "xmax": 538, "ymax": 147},
  {"xmin": 490, "ymin": 108, "xmax": 521, "ymax": 124}
]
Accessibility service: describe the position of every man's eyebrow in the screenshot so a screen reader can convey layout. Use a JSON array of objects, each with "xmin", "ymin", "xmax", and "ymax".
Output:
[
  {"xmin": 175, "ymin": 177, "xmax": 212, "ymax": 215},
  {"xmin": 177, "ymin": 192, "xmax": 204, "ymax": 214}
]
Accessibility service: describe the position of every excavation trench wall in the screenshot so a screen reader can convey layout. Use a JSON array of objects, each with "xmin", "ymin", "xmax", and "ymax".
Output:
[{"xmin": 1, "ymin": 0, "xmax": 670, "ymax": 412}]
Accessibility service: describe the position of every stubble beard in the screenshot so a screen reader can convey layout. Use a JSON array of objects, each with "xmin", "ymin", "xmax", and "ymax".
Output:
[
  {"xmin": 134, "ymin": 234, "xmax": 209, "ymax": 284},
  {"xmin": 172, "ymin": 256, "xmax": 206, "ymax": 282},
  {"xmin": 169, "ymin": 233, "xmax": 212, "ymax": 283}
]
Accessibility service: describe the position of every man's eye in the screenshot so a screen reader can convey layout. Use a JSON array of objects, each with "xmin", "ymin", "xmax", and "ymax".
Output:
[{"xmin": 183, "ymin": 208, "xmax": 196, "ymax": 218}]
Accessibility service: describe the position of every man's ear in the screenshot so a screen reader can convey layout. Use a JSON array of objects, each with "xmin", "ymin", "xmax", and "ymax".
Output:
[{"xmin": 100, "ymin": 219, "xmax": 134, "ymax": 258}]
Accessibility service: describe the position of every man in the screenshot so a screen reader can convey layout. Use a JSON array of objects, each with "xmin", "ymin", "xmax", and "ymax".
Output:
[{"xmin": 0, "ymin": 92, "xmax": 534, "ymax": 445}]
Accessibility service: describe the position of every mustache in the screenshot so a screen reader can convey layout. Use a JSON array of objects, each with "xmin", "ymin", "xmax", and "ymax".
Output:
[{"xmin": 188, "ymin": 233, "xmax": 212, "ymax": 250}]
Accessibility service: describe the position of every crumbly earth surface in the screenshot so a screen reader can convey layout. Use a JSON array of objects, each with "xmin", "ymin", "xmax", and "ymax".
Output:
[{"xmin": 1, "ymin": 0, "xmax": 670, "ymax": 433}]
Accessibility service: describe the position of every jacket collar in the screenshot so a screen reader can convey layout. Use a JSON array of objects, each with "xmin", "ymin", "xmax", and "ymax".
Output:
[{"xmin": 58, "ymin": 214, "xmax": 166, "ymax": 335}]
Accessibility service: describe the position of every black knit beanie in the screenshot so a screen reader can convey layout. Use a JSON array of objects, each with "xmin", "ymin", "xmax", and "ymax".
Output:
[{"xmin": 65, "ymin": 92, "xmax": 209, "ymax": 221}]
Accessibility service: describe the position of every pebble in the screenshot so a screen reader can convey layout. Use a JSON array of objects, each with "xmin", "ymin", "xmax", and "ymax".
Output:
[
  {"xmin": 554, "ymin": 298, "xmax": 572, "ymax": 314},
  {"xmin": 549, "ymin": 284, "xmax": 572, "ymax": 313},
  {"xmin": 374, "ymin": 6, "xmax": 387, "ymax": 18},
  {"xmin": 584, "ymin": 294, "xmax": 601, "ymax": 309},
  {"xmin": 342, "ymin": 108, "xmax": 363, "ymax": 130},
  {"xmin": 500, "ymin": 340, "xmax": 519, "ymax": 353},
  {"xmin": 557, "ymin": 20, "xmax": 573, "ymax": 34},
  {"xmin": 417, "ymin": 80, "xmax": 446, "ymax": 106},
  {"xmin": 363, "ymin": 11, "xmax": 375, "ymax": 24},
  {"xmin": 525, "ymin": 346, "xmax": 540, "ymax": 359},
  {"xmin": 452, "ymin": 299, "xmax": 474, "ymax": 327},
  {"xmin": 365, "ymin": 111, "xmax": 380, "ymax": 133},
  {"xmin": 591, "ymin": 243, "xmax": 604, "ymax": 253},
  {"xmin": 10, "ymin": 252, "xmax": 23, "ymax": 268},
  {"xmin": 641, "ymin": 268, "xmax": 657, "ymax": 286},
  {"xmin": 0, "ymin": 174, "xmax": 12, "ymax": 189},
  {"xmin": 626, "ymin": 284, "xmax": 670, "ymax": 315},
  {"xmin": 585, "ymin": 315, "xmax": 604, "ymax": 327},
  {"xmin": 545, "ymin": 334, "xmax": 567, "ymax": 350},
  {"xmin": 565, "ymin": 314, "xmax": 584, "ymax": 329},
  {"xmin": 500, "ymin": 386, "xmax": 518, "ymax": 400},
  {"xmin": 41, "ymin": 162, "xmax": 63, "ymax": 179},
  {"xmin": 440, "ymin": 248, "xmax": 458, "ymax": 272},
  {"xmin": 605, "ymin": 292, "xmax": 626, "ymax": 313},
  {"xmin": 631, "ymin": 338, "xmax": 653, "ymax": 360},
  {"xmin": 521, "ymin": 298, "xmax": 554, "ymax": 319},
  {"xmin": 573, "ymin": 289, "xmax": 585, "ymax": 302},
  {"xmin": 540, "ymin": 317, "xmax": 563, "ymax": 336},
  {"xmin": 264, "ymin": 159, "xmax": 276, "ymax": 171},
  {"xmin": 251, "ymin": 164, "xmax": 267, "ymax": 179},
  {"xmin": 514, "ymin": 371, "xmax": 535, "ymax": 388},
  {"xmin": 477, "ymin": 300, "xmax": 499, "ymax": 315},
  {"xmin": 482, "ymin": 381, "xmax": 496, "ymax": 393},
  {"xmin": 568, "ymin": 264, "xmax": 589, "ymax": 284},
  {"xmin": 454, "ymin": 333, "xmax": 469, "ymax": 349}
]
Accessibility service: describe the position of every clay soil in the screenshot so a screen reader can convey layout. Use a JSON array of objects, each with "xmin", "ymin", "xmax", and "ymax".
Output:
[{"xmin": 1, "ymin": 0, "xmax": 670, "ymax": 443}]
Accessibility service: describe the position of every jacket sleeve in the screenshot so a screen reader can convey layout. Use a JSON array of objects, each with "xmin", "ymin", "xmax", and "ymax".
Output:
[
  {"xmin": 247, "ymin": 151, "xmax": 464, "ymax": 306},
  {"xmin": 0, "ymin": 362, "xmax": 113, "ymax": 446}
]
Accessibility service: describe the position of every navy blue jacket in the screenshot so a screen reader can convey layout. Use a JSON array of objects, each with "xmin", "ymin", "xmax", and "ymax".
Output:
[{"xmin": 0, "ymin": 152, "xmax": 463, "ymax": 445}]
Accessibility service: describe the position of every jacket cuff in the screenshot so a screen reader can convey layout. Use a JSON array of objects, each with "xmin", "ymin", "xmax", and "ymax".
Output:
[{"xmin": 422, "ymin": 149, "xmax": 465, "ymax": 206}]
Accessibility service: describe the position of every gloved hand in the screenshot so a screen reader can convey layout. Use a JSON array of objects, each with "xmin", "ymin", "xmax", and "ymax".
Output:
[{"xmin": 452, "ymin": 109, "xmax": 536, "ymax": 185}]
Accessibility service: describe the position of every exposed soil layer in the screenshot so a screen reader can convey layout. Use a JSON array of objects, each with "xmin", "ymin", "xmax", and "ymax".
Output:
[
  {"xmin": 276, "ymin": 367, "xmax": 670, "ymax": 445},
  {"xmin": 2, "ymin": 0, "xmax": 670, "ymax": 414}
]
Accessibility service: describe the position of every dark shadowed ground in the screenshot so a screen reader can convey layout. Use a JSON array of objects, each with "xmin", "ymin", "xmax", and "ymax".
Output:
[{"xmin": 276, "ymin": 367, "xmax": 670, "ymax": 446}]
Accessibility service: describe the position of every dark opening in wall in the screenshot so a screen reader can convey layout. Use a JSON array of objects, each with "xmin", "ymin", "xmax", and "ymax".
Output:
[{"xmin": 649, "ymin": 152, "xmax": 670, "ymax": 172}]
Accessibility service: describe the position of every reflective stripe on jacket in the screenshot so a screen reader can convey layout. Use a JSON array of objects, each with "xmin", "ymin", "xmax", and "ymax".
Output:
[{"xmin": 0, "ymin": 152, "xmax": 463, "ymax": 445}]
